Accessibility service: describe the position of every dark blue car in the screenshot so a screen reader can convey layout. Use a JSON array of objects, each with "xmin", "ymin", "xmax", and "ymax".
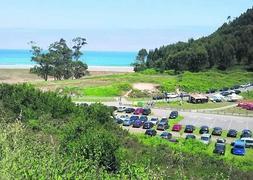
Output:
[{"xmin": 232, "ymin": 140, "xmax": 246, "ymax": 156}]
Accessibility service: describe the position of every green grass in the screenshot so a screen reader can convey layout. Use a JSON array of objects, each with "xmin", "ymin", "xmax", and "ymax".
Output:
[
  {"xmin": 161, "ymin": 70, "xmax": 253, "ymax": 92},
  {"xmin": 136, "ymin": 134, "xmax": 253, "ymax": 171},
  {"xmin": 241, "ymin": 90, "xmax": 253, "ymax": 100},
  {"xmin": 155, "ymin": 101, "xmax": 234, "ymax": 110},
  {"xmin": 32, "ymin": 69, "xmax": 253, "ymax": 100}
]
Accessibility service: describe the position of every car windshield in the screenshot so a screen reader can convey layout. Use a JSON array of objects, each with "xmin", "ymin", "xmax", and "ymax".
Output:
[
  {"xmin": 246, "ymin": 140, "xmax": 253, "ymax": 143},
  {"xmin": 234, "ymin": 145, "xmax": 244, "ymax": 149},
  {"xmin": 201, "ymin": 137, "xmax": 209, "ymax": 141},
  {"xmin": 161, "ymin": 133, "xmax": 168, "ymax": 136},
  {"xmin": 216, "ymin": 144, "xmax": 225, "ymax": 149},
  {"xmin": 151, "ymin": 118, "xmax": 157, "ymax": 121},
  {"xmin": 160, "ymin": 119, "xmax": 167, "ymax": 122}
]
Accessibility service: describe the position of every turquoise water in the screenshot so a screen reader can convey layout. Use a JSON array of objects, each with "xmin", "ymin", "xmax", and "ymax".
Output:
[{"xmin": 0, "ymin": 49, "xmax": 136, "ymax": 66}]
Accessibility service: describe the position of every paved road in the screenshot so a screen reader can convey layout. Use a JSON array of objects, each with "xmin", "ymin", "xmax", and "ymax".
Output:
[{"xmin": 77, "ymin": 100, "xmax": 253, "ymax": 131}]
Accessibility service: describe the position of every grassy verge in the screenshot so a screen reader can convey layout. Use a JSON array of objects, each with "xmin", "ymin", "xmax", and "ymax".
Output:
[
  {"xmin": 31, "ymin": 69, "xmax": 253, "ymax": 98},
  {"xmin": 155, "ymin": 101, "xmax": 234, "ymax": 110},
  {"xmin": 135, "ymin": 134, "xmax": 253, "ymax": 171},
  {"xmin": 241, "ymin": 90, "xmax": 253, "ymax": 100}
]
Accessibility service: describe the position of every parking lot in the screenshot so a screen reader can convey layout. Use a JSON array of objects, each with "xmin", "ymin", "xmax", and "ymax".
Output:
[{"xmin": 151, "ymin": 109, "xmax": 253, "ymax": 131}]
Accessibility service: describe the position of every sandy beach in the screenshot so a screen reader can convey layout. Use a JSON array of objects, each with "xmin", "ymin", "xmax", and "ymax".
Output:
[
  {"xmin": 0, "ymin": 65, "xmax": 134, "ymax": 84},
  {"xmin": 0, "ymin": 65, "xmax": 134, "ymax": 72}
]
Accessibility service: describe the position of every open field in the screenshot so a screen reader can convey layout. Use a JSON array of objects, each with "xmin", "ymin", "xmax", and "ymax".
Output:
[{"xmin": 155, "ymin": 101, "xmax": 235, "ymax": 110}]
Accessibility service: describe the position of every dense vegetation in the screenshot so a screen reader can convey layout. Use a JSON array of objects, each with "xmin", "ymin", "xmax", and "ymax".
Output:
[
  {"xmin": 30, "ymin": 37, "xmax": 88, "ymax": 81},
  {"xmin": 134, "ymin": 7, "xmax": 253, "ymax": 72},
  {"xmin": 0, "ymin": 83, "xmax": 252, "ymax": 178}
]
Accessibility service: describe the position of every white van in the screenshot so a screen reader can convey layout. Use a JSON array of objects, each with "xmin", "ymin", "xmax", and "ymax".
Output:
[
  {"xmin": 240, "ymin": 138, "xmax": 253, "ymax": 148},
  {"xmin": 200, "ymin": 134, "xmax": 211, "ymax": 145}
]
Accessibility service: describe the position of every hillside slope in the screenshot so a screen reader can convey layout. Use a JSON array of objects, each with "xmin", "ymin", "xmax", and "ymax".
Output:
[{"xmin": 134, "ymin": 7, "xmax": 253, "ymax": 72}]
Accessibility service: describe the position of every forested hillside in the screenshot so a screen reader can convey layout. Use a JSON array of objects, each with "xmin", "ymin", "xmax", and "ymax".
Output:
[{"xmin": 134, "ymin": 7, "xmax": 253, "ymax": 72}]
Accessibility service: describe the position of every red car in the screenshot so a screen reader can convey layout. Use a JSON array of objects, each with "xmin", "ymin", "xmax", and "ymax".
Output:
[
  {"xmin": 172, "ymin": 124, "xmax": 182, "ymax": 132},
  {"xmin": 238, "ymin": 101, "xmax": 253, "ymax": 110},
  {"xmin": 134, "ymin": 108, "xmax": 144, "ymax": 115}
]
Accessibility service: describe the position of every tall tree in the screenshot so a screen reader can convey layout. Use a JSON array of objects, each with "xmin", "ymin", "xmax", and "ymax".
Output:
[
  {"xmin": 30, "ymin": 42, "xmax": 52, "ymax": 81},
  {"xmin": 30, "ymin": 37, "xmax": 88, "ymax": 81}
]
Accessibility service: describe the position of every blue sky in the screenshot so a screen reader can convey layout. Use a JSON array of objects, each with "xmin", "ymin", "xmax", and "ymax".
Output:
[{"xmin": 0, "ymin": 0, "xmax": 252, "ymax": 51}]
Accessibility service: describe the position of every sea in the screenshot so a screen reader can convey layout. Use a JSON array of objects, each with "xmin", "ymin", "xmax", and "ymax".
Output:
[{"xmin": 0, "ymin": 49, "xmax": 136, "ymax": 67}]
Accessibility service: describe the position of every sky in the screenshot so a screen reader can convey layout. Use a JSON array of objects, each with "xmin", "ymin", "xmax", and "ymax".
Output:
[{"xmin": 0, "ymin": 0, "xmax": 252, "ymax": 51}]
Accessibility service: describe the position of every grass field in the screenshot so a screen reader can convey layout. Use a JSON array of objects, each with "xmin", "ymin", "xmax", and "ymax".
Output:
[
  {"xmin": 136, "ymin": 134, "xmax": 253, "ymax": 171},
  {"xmin": 241, "ymin": 90, "xmax": 253, "ymax": 100},
  {"xmin": 1, "ymin": 69, "xmax": 252, "ymax": 105},
  {"xmin": 155, "ymin": 101, "xmax": 234, "ymax": 110}
]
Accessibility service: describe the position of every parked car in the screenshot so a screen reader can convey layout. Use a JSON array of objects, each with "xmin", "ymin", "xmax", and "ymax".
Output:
[
  {"xmin": 115, "ymin": 118, "xmax": 123, "ymax": 124},
  {"xmin": 185, "ymin": 134, "xmax": 196, "ymax": 140},
  {"xmin": 169, "ymin": 138, "xmax": 179, "ymax": 143},
  {"xmin": 139, "ymin": 115, "xmax": 148, "ymax": 123},
  {"xmin": 231, "ymin": 140, "xmax": 246, "ymax": 155},
  {"xmin": 118, "ymin": 115, "xmax": 129, "ymax": 121},
  {"xmin": 157, "ymin": 120, "xmax": 169, "ymax": 131},
  {"xmin": 152, "ymin": 95, "xmax": 164, "ymax": 100},
  {"xmin": 150, "ymin": 117, "xmax": 159, "ymax": 125},
  {"xmin": 230, "ymin": 85, "xmax": 240, "ymax": 90},
  {"xmin": 200, "ymin": 134, "xmax": 211, "ymax": 144},
  {"xmin": 184, "ymin": 125, "xmax": 195, "ymax": 133},
  {"xmin": 134, "ymin": 108, "xmax": 144, "ymax": 115},
  {"xmin": 240, "ymin": 83, "xmax": 251, "ymax": 88},
  {"xmin": 160, "ymin": 132, "xmax": 172, "ymax": 139},
  {"xmin": 117, "ymin": 106, "xmax": 126, "ymax": 112},
  {"xmin": 220, "ymin": 91, "xmax": 230, "ymax": 96},
  {"xmin": 123, "ymin": 119, "xmax": 134, "ymax": 126},
  {"xmin": 206, "ymin": 89, "xmax": 217, "ymax": 94},
  {"xmin": 234, "ymin": 90, "xmax": 241, "ymax": 94},
  {"xmin": 199, "ymin": 126, "xmax": 209, "ymax": 134},
  {"xmin": 240, "ymin": 129, "xmax": 252, "ymax": 138},
  {"xmin": 145, "ymin": 129, "xmax": 157, "ymax": 137},
  {"xmin": 132, "ymin": 120, "xmax": 143, "ymax": 128},
  {"xmin": 227, "ymin": 129, "xmax": 237, "ymax": 138},
  {"xmin": 212, "ymin": 127, "xmax": 222, "ymax": 136},
  {"xmin": 172, "ymin": 124, "xmax": 182, "ymax": 132},
  {"xmin": 213, "ymin": 143, "xmax": 226, "ymax": 155},
  {"xmin": 125, "ymin": 107, "xmax": 135, "ymax": 113},
  {"xmin": 169, "ymin": 111, "xmax": 178, "ymax": 119},
  {"xmin": 143, "ymin": 122, "xmax": 154, "ymax": 129},
  {"xmin": 142, "ymin": 108, "xmax": 151, "ymax": 115},
  {"xmin": 240, "ymin": 138, "xmax": 253, "ymax": 148},
  {"xmin": 216, "ymin": 138, "xmax": 226, "ymax": 144},
  {"xmin": 220, "ymin": 87, "xmax": 229, "ymax": 91}
]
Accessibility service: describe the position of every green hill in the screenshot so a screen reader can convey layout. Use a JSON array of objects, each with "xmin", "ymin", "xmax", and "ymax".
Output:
[{"xmin": 134, "ymin": 7, "xmax": 253, "ymax": 72}]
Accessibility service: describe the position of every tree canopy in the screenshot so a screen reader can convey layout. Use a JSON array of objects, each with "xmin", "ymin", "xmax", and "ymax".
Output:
[
  {"xmin": 134, "ymin": 7, "xmax": 253, "ymax": 72},
  {"xmin": 30, "ymin": 37, "xmax": 88, "ymax": 81}
]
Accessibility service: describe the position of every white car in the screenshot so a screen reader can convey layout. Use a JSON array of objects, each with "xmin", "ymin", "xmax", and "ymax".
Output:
[
  {"xmin": 240, "ymin": 138, "xmax": 253, "ymax": 148},
  {"xmin": 150, "ymin": 117, "xmax": 159, "ymax": 125},
  {"xmin": 118, "ymin": 114, "xmax": 129, "ymax": 121},
  {"xmin": 200, "ymin": 134, "xmax": 211, "ymax": 145},
  {"xmin": 117, "ymin": 106, "xmax": 126, "ymax": 112},
  {"xmin": 240, "ymin": 83, "xmax": 251, "ymax": 88},
  {"xmin": 165, "ymin": 93, "xmax": 178, "ymax": 98}
]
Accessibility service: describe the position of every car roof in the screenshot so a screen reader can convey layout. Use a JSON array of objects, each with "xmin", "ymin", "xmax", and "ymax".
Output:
[
  {"xmin": 201, "ymin": 134, "xmax": 211, "ymax": 137},
  {"xmin": 241, "ymin": 137, "xmax": 253, "ymax": 140},
  {"xmin": 186, "ymin": 134, "xmax": 195, "ymax": 137},
  {"xmin": 234, "ymin": 140, "xmax": 245, "ymax": 146},
  {"xmin": 214, "ymin": 127, "xmax": 222, "ymax": 129},
  {"xmin": 201, "ymin": 125, "xmax": 209, "ymax": 128}
]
